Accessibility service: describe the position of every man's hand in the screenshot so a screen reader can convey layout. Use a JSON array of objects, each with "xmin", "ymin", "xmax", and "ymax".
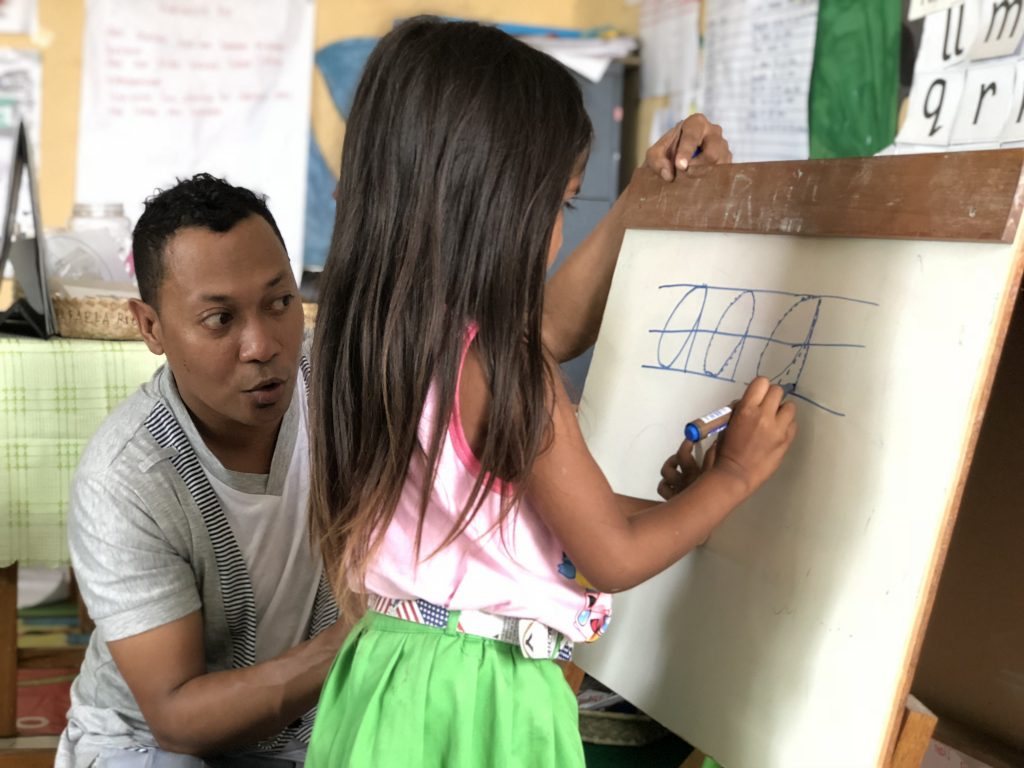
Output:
[
  {"xmin": 541, "ymin": 115, "xmax": 732, "ymax": 363},
  {"xmin": 645, "ymin": 114, "xmax": 732, "ymax": 182},
  {"xmin": 108, "ymin": 612, "xmax": 346, "ymax": 756},
  {"xmin": 657, "ymin": 438, "xmax": 719, "ymax": 500}
]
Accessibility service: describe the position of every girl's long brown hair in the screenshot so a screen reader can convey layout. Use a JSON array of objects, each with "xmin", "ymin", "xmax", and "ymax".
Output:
[{"xmin": 309, "ymin": 17, "xmax": 593, "ymax": 621}]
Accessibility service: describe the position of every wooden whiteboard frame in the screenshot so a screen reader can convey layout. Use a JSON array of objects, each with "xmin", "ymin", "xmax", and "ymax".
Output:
[
  {"xmin": 599, "ymin": 150, "xmax": 1024, "ymax": 766},
  {"xmin": 620, "ymin": 150, "xmax": 1024, "ymax": 243}
]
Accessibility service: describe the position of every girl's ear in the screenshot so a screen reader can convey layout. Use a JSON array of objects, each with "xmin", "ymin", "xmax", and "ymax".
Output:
[{"xmin": 129, "ymin": 298, "xmax": 165, "ymax": 356}]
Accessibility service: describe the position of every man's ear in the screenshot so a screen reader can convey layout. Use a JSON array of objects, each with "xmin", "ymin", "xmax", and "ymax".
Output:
[{"xmin": 129, "ymin": 298, "xmax": 165, "ymax": 356}]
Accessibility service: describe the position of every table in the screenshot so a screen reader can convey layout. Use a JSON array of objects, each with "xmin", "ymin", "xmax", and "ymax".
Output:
[
  {"xmin": 1, "ymin": 336, "xmax": 164, "ymax": 567},
  {"xmin": 1, "ymin": 335, "xmax": 162, "ymax": 739}
]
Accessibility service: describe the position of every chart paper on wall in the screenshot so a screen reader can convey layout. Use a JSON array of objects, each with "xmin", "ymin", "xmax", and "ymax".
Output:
[
  {"xmin": 0, "ymin": 0, "xmax": 35, "ymax": 35},
  {"xmin": 700, "ymin": 0, "xmax": 818, "ymax": 162},
  {"xmin": 76, "ymin": 0, "xmax": 315, "ymax": 279}
]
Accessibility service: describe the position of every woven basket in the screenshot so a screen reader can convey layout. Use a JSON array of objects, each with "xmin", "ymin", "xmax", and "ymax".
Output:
[
  {"xmin": 53, "ymin": 295, "xmax": 143, "ymax": 341},
  {"xmin": 578, "ymin": 709, "xmax": 670, "ymax": 747},
  {"xmin": 52, "ymin": 295, "xmax": 320, "ymax": 341}
]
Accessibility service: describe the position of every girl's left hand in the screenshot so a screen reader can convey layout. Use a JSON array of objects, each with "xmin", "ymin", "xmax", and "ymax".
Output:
[
  {"xmin": 657, "ymin": 439, "xmax": 719, "ymax": 500},
  {"xmin": 645, "ymin": 114, "xmax": 732, "ymax": 182}
]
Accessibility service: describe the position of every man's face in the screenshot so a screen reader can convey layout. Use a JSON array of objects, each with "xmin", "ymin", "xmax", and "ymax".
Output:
[{"xmin": 144, "ymin": 215, "xmax": 303, "ymax": 435}]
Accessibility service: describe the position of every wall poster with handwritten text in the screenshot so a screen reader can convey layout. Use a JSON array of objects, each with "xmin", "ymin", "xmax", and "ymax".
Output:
[
  {"xmin": 700, "ymin": 0, "xmax": 819, "ymax": 162},
  {"xmin": 75, "ymin": 0, "xmax": 315, "ymax": 278}
]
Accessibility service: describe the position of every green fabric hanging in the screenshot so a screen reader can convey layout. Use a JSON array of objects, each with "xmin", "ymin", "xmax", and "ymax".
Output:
[{"xmin": 809, "ymin": 0, "xmax": 902, "ymax": 158}]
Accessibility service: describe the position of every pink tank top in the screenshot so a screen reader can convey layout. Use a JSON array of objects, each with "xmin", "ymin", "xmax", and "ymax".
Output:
[{"xmin": 364, "ymin": 329, "xmax": 612, "ymax": 644}]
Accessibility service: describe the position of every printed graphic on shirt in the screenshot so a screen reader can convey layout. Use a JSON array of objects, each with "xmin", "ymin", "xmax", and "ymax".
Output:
[
  {"xmin": 576, "ymin": 591, "xmax": 611, "ymax": 642},
  {"xmin": 557, "ymin": 552, "xmax": 595, "ymax": 589}
]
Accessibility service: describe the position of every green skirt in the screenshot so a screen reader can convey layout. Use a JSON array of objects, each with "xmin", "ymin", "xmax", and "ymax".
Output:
[{"xmin": 307, "ymin": 609, "xmax": 585, "ymax": 768}]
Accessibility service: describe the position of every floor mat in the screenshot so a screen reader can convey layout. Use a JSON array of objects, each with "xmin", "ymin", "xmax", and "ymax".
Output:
[
  {"xmin": 15, "ymin": 599, "xmax": 88, "ymax": 736},
  {"xmin": 16, "ymin": 668, "xmax": 76, "ymax": 736}
]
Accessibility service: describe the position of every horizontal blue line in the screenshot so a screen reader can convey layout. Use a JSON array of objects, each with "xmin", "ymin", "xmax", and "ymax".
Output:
[
  {"xmin": 655, "ymin": 284, "xmax": 878, "ymax": 307},
  {"xmin": 790, "ymin": 392, "xmax": 845, "ymax": 417},
  {"xmin": 648, "ymin": 329, "xmax": 865, "ymax": 349},
  {"xmin": 641, "ymin": 365, "xmax": 736, "ymax": 383},
  {"xmin": 639, "ymin": 365, "xmax": 846, "ymax": 417}
]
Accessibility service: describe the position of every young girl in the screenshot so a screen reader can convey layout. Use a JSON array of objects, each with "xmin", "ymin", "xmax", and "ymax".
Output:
[{"xmin": 308, "ymin": 17, "xmax": 796, "ymax": 767}]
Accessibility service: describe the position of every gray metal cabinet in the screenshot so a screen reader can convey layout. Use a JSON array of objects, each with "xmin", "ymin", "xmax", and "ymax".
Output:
[{"xmin": 549, "ymin": 60, "xmax": 626, "ymax": 397}]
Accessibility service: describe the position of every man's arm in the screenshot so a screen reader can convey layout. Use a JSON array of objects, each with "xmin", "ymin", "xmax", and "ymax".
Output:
[
  {"xmin": 107, "ymin": 613, "xmax": 346, "ymax": 756},
  {"xmin": 70, "ymin": 468, "xmax": 344, "ymax": 757},
  {"xmin": 543, "ymin": 115, "xmax": 732, "ymax": 363}
]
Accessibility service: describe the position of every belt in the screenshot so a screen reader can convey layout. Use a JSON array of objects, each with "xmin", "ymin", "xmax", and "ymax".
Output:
[{"xmin": 368, "ymin": 594, "xmax": 573, "ymax": 661}]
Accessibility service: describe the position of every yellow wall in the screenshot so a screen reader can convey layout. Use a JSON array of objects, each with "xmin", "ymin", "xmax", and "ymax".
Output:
[
  {"xmin": 9, "ymin": 0, "xmax": 637, "ymax": 230},
  {"xmin": 314, "ymin": 1, "xmax": 638, "ymax": 43},
  {"xmin": 6, "ymin": 0, "xmax": 85, "ymax": 229},
  {"xmin": 311, "ymin": 1, "xmax": 640, "ymax": 178}
]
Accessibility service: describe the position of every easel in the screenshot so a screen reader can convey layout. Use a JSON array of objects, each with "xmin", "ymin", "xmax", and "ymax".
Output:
[
  {"xmin": 567, "ymin": 149, "xmax": 1024, "ymax": 768},
  {"xmin": 0, "ymin": 121, "xmax": 54, "ymax": 338}
]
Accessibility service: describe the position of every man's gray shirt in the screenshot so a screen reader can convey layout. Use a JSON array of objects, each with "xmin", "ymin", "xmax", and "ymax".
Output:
[{"xmin": 58, "ymin": 361, "xmax": 337, "ymax": 767}]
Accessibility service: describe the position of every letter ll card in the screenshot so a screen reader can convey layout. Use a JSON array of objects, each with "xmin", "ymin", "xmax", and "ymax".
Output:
[{"xmin": 915, "ymin": 1, "xmax": 980, "ymax": 72}]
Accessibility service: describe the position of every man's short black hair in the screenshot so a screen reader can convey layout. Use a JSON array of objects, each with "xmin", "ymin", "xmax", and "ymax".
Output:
[{"xmin": 132, "ymin": 173, "xmax": 286, "ymax": 307}]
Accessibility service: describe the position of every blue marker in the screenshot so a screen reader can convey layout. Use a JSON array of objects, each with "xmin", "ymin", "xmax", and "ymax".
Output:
[{"xmin": 684, "ymin": 383, "xmax": 795, "ymax": 442}]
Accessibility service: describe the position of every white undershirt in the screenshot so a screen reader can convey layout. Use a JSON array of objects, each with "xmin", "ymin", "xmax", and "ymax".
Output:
[{"xmin": 205, "ymin": 391, "xmax": 318, "ymax": 663}]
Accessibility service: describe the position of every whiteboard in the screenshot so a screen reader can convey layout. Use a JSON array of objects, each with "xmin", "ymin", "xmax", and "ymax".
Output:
[{"xmin": 575, "ymin": 228, "xmax": 1019, "ymax": 768}]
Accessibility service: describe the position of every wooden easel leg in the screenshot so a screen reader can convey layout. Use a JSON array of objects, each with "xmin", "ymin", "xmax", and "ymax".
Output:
[
  {"xmin": 679, "ymin": 749, "xmax": 708, "ymax": 768},
  {"xmin": 890, "ymin": 705, "xmax": 938, "ymax": 768},
  {"xmin": 559, "ymin": 660, "xmax": 586, "ymax": 694},
  {"xmin": 0, "ymin": 562, "xmax": 17, "ymax": 739}
]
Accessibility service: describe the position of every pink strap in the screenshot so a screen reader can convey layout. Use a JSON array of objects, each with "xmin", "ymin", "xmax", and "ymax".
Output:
[{"xmin": 449, "ymin": 324, "xmax": 506, "ymax": 495}]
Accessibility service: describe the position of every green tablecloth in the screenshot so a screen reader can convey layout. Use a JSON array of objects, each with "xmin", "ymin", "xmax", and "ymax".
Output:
[{"xmin": 1, "ymin": 336, "xmax": 164, "ymax": 566}]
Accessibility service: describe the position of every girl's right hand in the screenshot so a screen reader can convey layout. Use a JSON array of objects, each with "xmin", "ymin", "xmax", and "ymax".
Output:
[
  {"xmin": 710, "ymin": 377, "xmax": 797, "ymax": 496},
  {"xmin": 528, "ymin": 370, "xmax": 797, "ymax": 593}
]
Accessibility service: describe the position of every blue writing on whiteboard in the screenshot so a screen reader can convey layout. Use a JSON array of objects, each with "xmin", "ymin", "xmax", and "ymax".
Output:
[{"xmin": 643, "ymin": 283, "xmax": 878, "ymax": 416}]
